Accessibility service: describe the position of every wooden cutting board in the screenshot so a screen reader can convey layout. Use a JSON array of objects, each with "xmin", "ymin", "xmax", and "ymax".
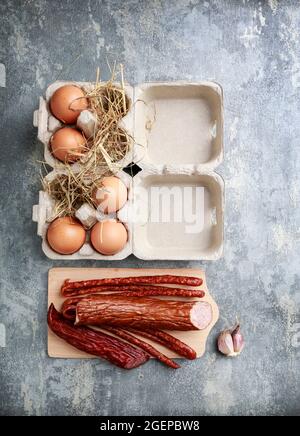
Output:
[{"xmin": 48, "ymin": 268, "xmax": 219, "ymax": 359}]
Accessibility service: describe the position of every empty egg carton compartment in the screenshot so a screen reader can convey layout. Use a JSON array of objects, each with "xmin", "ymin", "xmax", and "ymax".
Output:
[
  {"xmin": 134, "ymin": 82, "xmax": 223, "ymax": 168},
  {"xmin": 132, "ymin": 170, "xmax": 224, "ymax": 260}
]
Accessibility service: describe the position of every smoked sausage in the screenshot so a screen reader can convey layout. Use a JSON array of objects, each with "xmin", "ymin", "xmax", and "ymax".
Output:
[
  {"xmin": 76, "ymin": 296, "xmax": 212, "ymax": 331},
  {"xmin": 103, "ymin": 327, "xmax": 180, "ymax": 369},
  {"xmin": 128, "ymin": 329, "xmax": 197, "ymax": 360},
  {"xmin": 48, "ymin": 304, "xmax": 149, "ymax": 369},
  {"xmin": 62, "ymin": 275, "xmax": 203, "ymax": 294},
  {"xmin": 62, "ymin": 284, "xmax": 205, "ymax": 298}
]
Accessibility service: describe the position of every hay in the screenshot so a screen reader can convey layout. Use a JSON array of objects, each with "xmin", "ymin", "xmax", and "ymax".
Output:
[{"xmin": 44, "ymin": 64, "xmax": 133, "ymax": 218}]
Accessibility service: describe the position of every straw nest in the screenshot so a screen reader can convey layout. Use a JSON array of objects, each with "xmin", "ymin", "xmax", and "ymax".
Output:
[{"xmin": 44, "ymin": 64, "xmax": 133, "ymax": 219}]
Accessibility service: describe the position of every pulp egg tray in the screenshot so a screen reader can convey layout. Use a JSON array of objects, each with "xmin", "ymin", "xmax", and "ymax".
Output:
[{"xmin": 32, "ymin": 81, "xmax": 224, "ymax": 260}]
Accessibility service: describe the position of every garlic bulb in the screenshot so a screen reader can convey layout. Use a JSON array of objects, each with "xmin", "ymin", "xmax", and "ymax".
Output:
[{"xmin": 217, "ymin": 324, "xmax": 244, "ymax": 357}]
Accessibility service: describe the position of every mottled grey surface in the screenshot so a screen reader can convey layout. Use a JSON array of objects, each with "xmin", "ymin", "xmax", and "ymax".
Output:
[{"xmin": 0, "ymin": 0, "xmax": 299, "ymax": 416}]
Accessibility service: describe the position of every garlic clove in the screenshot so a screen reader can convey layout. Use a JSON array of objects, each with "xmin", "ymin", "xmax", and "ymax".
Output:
[
  {"xmin": 231, "ymin": 324, "xmax": 245, "ymax": 355},
  {"xmin": 217, "ymin": 324, "xmax": 245, "ymax": 357},
  {"xmin": 217, "ymin": 330, "xmax": 235, "ymax": 356}
]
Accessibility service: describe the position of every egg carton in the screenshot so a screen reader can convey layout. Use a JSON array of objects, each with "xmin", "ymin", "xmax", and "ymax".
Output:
[
  {"xmin": 32, "ymin": 80, "xmax": 135, "ymax": 169},
  {"xmin": 33, "ymin": 81, "xmax": 224, "ymax": 260},
  {"xmin": 32, "ymin": 169, "xmax": 133, "ymax": 260}
]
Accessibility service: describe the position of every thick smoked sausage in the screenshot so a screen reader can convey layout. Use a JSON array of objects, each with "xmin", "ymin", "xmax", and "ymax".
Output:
[{"xmin": 76, "ymin": 296, "xmax": 212, "ymax": 331}]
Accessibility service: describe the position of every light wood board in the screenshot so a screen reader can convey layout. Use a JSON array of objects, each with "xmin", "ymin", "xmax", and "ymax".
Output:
[{"xmin": 48, "ymin": 268, "xmax": 219, "ymax": 359}]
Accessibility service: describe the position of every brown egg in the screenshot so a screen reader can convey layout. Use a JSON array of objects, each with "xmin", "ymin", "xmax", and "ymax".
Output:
[
  {"xmin": 91, "ymin": 220, "xmax": 128, "ymax": 255},
  {"xmin": 92, "ymin": 176, "xmax": 128, "ymax": 214},
  {"xmin": 50, "ymin": 127, "xmax": 86, "ymax": 162},
  {"xmin": 50, "ymin": 84, "xmax": 88, "ymax": 124},
  {"xmin": 47, "ymin": 217, "xmax": 86, "ymax": 255}
]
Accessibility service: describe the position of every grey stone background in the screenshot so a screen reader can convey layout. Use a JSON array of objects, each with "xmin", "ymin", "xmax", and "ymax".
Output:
[{"xmin": 0, "ymin": 0, "xmax": 299, "ymax": 416}]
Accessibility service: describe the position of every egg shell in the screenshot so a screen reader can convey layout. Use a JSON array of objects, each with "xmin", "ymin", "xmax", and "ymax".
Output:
[
  {"xmin": 50, "ymin": 85, "xmax": 88, "ymax": 124},
  {"xmin": 50, "ymin": 127, "xmax": 86, "ymax": 162},
  {"xmin": 47, "ymin": 217, "xmax": 86, "ymax": 255},
  {"xmin": 91, "ymin": 220, "xmax": 128, "ymax": 255},
  {"xmin": 92, "ymin": 176, "xmax": 128, "ymax": 214}
]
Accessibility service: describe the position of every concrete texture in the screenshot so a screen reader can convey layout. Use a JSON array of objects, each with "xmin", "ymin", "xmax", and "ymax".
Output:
[{"xmin": 0, "ymin": 0, "xmax": 299, "ymax": 416}]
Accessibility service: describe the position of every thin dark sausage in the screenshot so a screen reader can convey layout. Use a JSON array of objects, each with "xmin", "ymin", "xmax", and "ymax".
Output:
[
  {"xmin": 61, "ymin": 285, "xmax": 134, "ymax": 297},
  {"xmin": 62, "ymin": 284, "xmax": 205, "ymax": 298},
  {"xmin": 62, "ymin": 275, "xmax": 203, "ymax": 294},
  {"xmin": 47, "ymin": 304, "xmax": 149, "ymax": 369},
  {"xmin": 103, "ymin": 326, "xmax": 180, "ymax": 369},
  {"xmin": 112, "ymin": 289, "xmax": 205, "ymax": 298},
  {"xmin": 76, "ymin": 295, "xmax": 212, "ymax": 331},
  {"xmin": 128, "ymin": 329, "xmax": 197, "ymax": 360}
]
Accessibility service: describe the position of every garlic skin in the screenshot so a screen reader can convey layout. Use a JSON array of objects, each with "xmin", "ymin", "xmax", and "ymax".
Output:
[
  {"xmin": 217, "ymin": 324, "xmax": 244, "ymax": 357},
  {"xmin": 231, "ymin": 324, "xmax": 244, "ymax": 354}
]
